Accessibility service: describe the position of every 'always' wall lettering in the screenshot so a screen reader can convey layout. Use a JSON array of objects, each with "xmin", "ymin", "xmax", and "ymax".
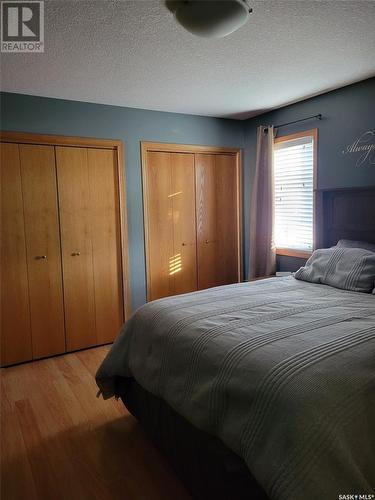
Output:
[{"xmin": 342, "ymin": 130, "xmax": 375, "ymax": 167}]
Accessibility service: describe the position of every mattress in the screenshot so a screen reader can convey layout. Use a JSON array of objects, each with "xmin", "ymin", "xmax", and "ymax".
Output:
[{"xmin": 97, "ymin": 277, "xmax": 375, "ymax": 500}]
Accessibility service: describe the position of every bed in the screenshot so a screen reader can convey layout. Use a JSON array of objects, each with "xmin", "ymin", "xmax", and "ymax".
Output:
[{"xmin": 96, "ymin": 187, "xmax": 375, "ymax": 500}]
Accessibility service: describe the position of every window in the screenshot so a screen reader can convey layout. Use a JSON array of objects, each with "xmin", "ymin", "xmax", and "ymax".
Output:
[{"xmin": 273, "ymin": 130, "xmax": 317, "ymax": 257}]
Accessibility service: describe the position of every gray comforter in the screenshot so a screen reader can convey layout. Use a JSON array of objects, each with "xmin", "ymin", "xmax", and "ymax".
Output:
[{"xmin": 96, "ymin": 277, "xmax": 375, "ymax": 500}]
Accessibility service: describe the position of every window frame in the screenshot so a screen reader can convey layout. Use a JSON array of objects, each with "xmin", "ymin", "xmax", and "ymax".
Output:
[{"xmin": 273, "ymin": 128, "xmax": 318, "ymax": 259}]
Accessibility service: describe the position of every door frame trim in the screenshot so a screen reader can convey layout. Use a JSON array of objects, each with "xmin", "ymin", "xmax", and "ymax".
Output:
[
  {"xmin": 1, "ymin": 130, "xmax": 131, "ymax": 320},
  {"xmin": 141, "ymin": 141, "xmax": 243, "ymax": 302}
]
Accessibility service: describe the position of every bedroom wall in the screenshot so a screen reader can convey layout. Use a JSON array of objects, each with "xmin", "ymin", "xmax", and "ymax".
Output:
[
  {"xmin": 0, "ymin": 92, "xmax": 245, "ymax": 310},
  {"xmin": 244, "ymin": 77, "xmax": 375, "ymax": 276},
  {"xmin": 2, "ymin": 78, "xmax": 374, "ymax": 306}
]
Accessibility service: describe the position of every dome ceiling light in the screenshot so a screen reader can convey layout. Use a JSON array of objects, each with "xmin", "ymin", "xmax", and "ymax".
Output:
[{"xmin": 165, "ymin": 0, "xmax": 253, "ymax": 39}]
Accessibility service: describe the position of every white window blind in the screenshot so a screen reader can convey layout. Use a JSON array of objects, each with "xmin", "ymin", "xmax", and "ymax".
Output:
[{"xmin": 273, "ymin": 135, "xmax": 314, "ymax": 251}]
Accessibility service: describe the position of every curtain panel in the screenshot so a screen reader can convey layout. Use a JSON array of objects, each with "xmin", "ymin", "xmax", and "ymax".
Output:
[{"xmin": 249, "ymin": 125, "xmax": 276, "ymax": 279}]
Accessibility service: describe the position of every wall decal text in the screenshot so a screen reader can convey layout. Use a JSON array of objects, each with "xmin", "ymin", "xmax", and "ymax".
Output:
[{"xmin": 342, "ymin": 130, "xmax": 375, "ymax": 167}]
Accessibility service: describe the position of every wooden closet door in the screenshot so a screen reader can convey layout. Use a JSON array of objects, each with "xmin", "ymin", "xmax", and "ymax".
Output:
[
  {"xmin": 214, "ymin": 154, "xmax": 239, "ymax": 285},
  {"xmin": 1, "ymin": 143, "xmax": 32, "ymax": 365},
  {"xmin": 56, "ymin": 146, "xmax": 97, "ymax": 351},
  {"xmin": 195, "ymin": 154, "xmax": 217, "ymax": 290},
  {"xmin": 171, "ymin": 153, "xmax": 197, "ymax": 295},
  {"xmin": 196, "ymin": 153, "xmax": 239, "ymax": 290},
  {"xmin": 146, "ymin": 152, "xmax": 174, "ymax": 300},
  {"xmin": 145, "ymin": 152, "xmax": 197, "ymax": 300},
  {"xmin": 19, "ymin": 145, "xmax": 65, "ymax": 358},
  {"xmin": 88, "ymin": 148, "xmax": 124, "ymax": 344}
]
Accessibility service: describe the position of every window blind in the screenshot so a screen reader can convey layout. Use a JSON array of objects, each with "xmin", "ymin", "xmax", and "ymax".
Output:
[{"xmin": 273, "ymin": 135, "xmax": 314, "ymax": 251}]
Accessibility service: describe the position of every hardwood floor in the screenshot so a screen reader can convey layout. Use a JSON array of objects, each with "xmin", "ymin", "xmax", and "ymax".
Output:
[{"xmin": 0, "ymin": 346, "xmax": 191, "ymax": 500}]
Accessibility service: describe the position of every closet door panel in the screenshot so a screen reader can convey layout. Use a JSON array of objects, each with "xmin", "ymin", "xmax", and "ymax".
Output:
[
  {"xmin": 88, "ymin": 148, "xmax": 123, "ymax": 344},
  {"xmin": 56, "ymin": 146, "xmax": 97, "ymax": 351},
  {"xmin": 172, "ymin": 153, "xmax": 197, "ymax": 295},
  {"xmin": 19, "ymin": 145, "xmax": 65, "ymax": 358},
  {"xmin": 146, "ymin": 152, "xmax": 174, "ymax": 300},
  {"xmin": 195, "ymin": 154, "xmax": 217, "ymax": 290},
  {"xmin": 0, "ymin": 143, "xmax": 32, "ymax": 365},
  {"xmin": 196, "ymin": 153, "xmax": 240, "ymax": 290},
  {"xmin": 214, "ymin": 154, "xmax": 239, "ymax": 286}
]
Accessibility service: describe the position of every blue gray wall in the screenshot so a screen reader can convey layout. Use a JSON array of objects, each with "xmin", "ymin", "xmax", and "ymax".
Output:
[
  {"xmin": 1, "ymin": 78, "xmax": 374, "ymax": 304},
  {"xmin": 243, "ymin": 77, "xmax": 375, "ymax": 275},
  {"xmin": 0, "ymin": 92, "xmax": 245, "ymax": 310}
]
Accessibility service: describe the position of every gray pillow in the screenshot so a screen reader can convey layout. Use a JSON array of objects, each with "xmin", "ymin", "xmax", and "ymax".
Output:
[
  {"xmin": 294, "ymin": 247, "xmax": 375, "ymax": 293},
  {"xmin": 336, "ymin": 239, "xmax": 375, "ymax": 253}
]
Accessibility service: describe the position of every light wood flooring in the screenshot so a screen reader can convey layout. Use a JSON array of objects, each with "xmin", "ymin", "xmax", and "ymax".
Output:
[{"xmin": 0, "ymin": 346, "xmax": 191, "ymax": 500}]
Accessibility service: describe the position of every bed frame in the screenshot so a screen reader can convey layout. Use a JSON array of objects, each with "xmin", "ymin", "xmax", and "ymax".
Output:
[
  {"xmin": 118, "ymin": 186, "xmax": 375, "ymax": 500},
  {"xmin": 118, "ymin": 378, "xmax": 268, "ymax": 500}
]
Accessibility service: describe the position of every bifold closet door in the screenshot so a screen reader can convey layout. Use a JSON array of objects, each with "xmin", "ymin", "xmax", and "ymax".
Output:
[
  {"xmin": 171, "ymin": 153, "xmax": 197, "ymax": 295},
  {"xmin": 87, "ymin": 148, "xmax": 124, "ymax": 345},
  {"xmin": 1, "ymin": 143, "xmax": 32, "ymax": 365},
  {"xmin": 146, "ymin": 152, "xmax": 174, "ymax": 300},
  {"xmin": 56, "ymin": 146, "xmax": 123, "ymax": 351},
  {"xmin": 195, "ymin": 153, "xmax": 240, "ymax": 290},
  {"xmin": 56, "ymin": 146, "xmax": 96, "ymax": 351},
  {"xmin": 19, "ymin": 145, "xmax": 66, "ymax": 358},
  {"xmin": 145, "ymin": 151, "xmax": 197, "ymax": 300}
]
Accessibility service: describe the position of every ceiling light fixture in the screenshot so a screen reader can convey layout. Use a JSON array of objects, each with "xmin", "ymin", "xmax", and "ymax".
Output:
[{"xmin": 165, "ymin": 0, "xmax": 253, "ymax": 39}]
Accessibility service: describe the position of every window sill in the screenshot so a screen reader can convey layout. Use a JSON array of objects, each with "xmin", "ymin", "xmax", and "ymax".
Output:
[{"xmin": 276, "ymin": 248, "xmax": 312, "ymax": 259}]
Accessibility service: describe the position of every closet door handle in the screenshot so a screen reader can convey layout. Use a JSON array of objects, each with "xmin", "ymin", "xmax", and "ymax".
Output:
[
  {"xmin": 35, "ymin": 255, "xmax": 47, "ymax": 260},
  {"xmin": 71, "ymin": 252, "xmax": 81, "ymax": 256},
  {"xmin": 182, "ymin": 242, "xmax": 187, "ymax": 246}
]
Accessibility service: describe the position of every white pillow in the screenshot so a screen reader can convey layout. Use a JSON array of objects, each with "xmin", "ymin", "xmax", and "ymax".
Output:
[{"xmin": 294, "ymin": 247, "xmax": 375, "ymax": 293}]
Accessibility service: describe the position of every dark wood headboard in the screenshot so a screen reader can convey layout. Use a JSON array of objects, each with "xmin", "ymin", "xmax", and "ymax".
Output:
[{"xmin": 316, "ymin": 187, "xmax": 375, "ymax": 248}]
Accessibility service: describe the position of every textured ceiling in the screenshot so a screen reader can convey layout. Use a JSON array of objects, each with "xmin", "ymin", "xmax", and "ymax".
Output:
[{"xmin": 1, "ymin": 0, "xmax": 375, "ymax": 119}]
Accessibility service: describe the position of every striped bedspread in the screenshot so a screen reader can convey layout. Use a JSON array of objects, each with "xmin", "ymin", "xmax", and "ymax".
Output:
[{"xmin": 96, "ymin": 277, "xmax": 375, "ymax": 500}]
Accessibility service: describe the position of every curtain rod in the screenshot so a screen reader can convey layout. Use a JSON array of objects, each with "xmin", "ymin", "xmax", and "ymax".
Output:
[{"xmin": 265, "ymin": 113, "xmax": 322, "ymax": 131}]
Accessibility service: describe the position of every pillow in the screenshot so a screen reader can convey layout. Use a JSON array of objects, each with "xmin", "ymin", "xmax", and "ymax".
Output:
[
  {"xmin": 294, "ymin": 247, "xmax": 375, "ymax": 293},
  {"xmin": 336, "ymin": 239, "xmax": 375, "ymax": 253}
]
